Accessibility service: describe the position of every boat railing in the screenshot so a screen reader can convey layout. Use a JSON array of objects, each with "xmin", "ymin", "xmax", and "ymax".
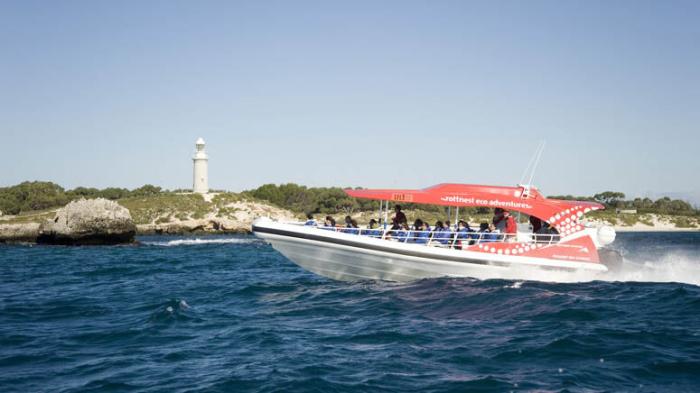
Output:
[{"xmin": 302, "ymin": 223, "xmax": 561, "ymax": 247}]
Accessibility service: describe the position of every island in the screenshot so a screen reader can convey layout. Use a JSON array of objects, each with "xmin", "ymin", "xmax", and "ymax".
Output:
[{"xmin": 0, "ymin": 181, "xmax": 698, "ymax": 244}]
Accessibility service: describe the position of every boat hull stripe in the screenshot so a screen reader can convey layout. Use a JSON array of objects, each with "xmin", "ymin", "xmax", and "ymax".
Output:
[{"xmin": 254, "ymin": 225, "xmax": 524, "ymax": 268}]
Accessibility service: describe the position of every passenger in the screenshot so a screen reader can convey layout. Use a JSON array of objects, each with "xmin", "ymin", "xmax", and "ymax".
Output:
[
  {"xmin": 393, "ymin": 205, "xmax": 407, "ymax": 225},
  {"xmin": 351, "ymin": 219, "xmax": 360, "ymax": 235},
  {"xmin": 412, "ymin": 219, "xmax": 423, "ymax": 231},
  {"xmin": 549, "ymin": 225, "xmax": 561, "ymax": 243},
  {"xmin": 455, "ymin": 220, "xmax": 474, "ymax": 249},
  {"xmin": 322, "ymin": 216, "xmax": 336, "ymax": 231},
  {"xmin": 477, "ymin": 222, "xmax": 490, "ymax": 243},
  {"xmin": 342, "ymin": 216, "xmax": 359, "ymax": 234},
  {"xmin": 492, "ymin": 208, "xmax": 517, "ymax": 240},
  {"xmin": 396, "ymin": 222, "xmax": 410, "ymax": 243},
  {"xmin": 535, "ymin": 221, "xmax": 552, "ymax": 243},
  {"xmin": 431, "ymin": 220, "xmax": 443, "ymax": 241},
  {"xmin": 480, "ymin": 223, "xmax": 500, "ymax": 243},
  {"xmin": 409, "ymin": 219, "xmax": 423, "ymax": 243},
  {"xmin": 487, "ymin": 224, "xmax": 502, "ymax": 242},
  {"xmin": 434, "ymin": 220, "xmax": 452, "ymax": 246},
  {"xmin": 529, "ymin": 216, "xmax": 542, "ymax": 233},
  {"xmin": 388, "ymin": 218, "xmax": 401, "ymax": 240},
  {"xmin": 367, "ymin": 219, "xmax": 382, "ymax": 238},
  {"xmin": 304, "ymin": 213, "xmax": 317, "ymax": 226},
  {"xmin": 492, "ymin": 208, "xmax": 507, "ymax": 232},
  {"xmin": 414, "ymin": 221, "xmax": 430, "ymax": 244}
]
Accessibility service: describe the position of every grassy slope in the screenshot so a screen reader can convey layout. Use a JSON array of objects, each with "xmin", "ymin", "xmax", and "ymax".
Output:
[
  {"xmin": 117, "ymin": 193, "xmax": 212, "ymax": 225},
  {"xmin": 116, "ymin": 192, "xmax": 303, "ymax": 226},
  {"xmin": 1, "ymin": 209, "xmax": 57, "ymax": 224}
]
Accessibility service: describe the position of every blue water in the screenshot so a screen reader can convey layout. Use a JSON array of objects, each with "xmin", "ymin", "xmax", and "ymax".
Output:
[{"xmin": 1, "ymin": 232, "xmax": 700, "ymax": 392}]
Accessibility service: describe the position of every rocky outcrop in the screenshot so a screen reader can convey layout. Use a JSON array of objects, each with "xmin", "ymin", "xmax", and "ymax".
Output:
[
  {"xmin": 0, "ymin": 222, "xmax": 40, "ymax": 243},
  {"xmin": 37, "ymin": 198, "xmax": 136, "ymax": 245}
]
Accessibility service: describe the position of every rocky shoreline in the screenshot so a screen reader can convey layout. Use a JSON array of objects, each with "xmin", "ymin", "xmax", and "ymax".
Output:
[
  {"xmin": 0, "ymin": 197, "xmax": 287, "ymax": 244},
  {"xmin": 0, "ymin": 222, "xmax": 252, "ymax": 244}
]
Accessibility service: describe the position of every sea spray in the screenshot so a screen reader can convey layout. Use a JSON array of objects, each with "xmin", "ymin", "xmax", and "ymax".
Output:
[
  {"xmin": 141, "ymin": 237, "xmax": 262, "ymax": 247},
  {"xmin": 604, "ymin": 251, "xmax": 700, "ymax": 286}
]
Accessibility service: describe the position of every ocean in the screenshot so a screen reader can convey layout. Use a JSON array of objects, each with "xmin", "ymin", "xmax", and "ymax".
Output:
[{"xmin": 1, "ymin": 232, "xmax": 699, "ymax": 392}]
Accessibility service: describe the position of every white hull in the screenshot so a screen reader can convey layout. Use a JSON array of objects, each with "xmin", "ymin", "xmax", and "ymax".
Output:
[{"xmin": 253, "ymin": 219, "xmax": 608, "ymax": 282}]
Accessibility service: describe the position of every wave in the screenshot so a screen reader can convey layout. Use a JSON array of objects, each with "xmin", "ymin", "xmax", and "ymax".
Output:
[
  {"xmin": 518, "ymin": 252, "xmax": 700, "ymax": 286},
  {"xmin": 141, "ymin": 238, "xmax": 262, "ymax": 247},
  {"xmin": 605, "ymin": 252, "xmax": 700, "ymax": 286}
]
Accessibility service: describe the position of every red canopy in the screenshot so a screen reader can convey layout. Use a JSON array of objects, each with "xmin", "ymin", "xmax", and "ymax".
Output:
[{"xmin": 345, "ymin": 183, "xmax": 604, "ymax": 236}]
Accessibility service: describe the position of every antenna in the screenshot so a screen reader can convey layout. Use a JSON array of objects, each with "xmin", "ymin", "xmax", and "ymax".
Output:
[
  {"xmin": 518, "ymin": 140, "xmax": 546, "ymax": 194},
  {"xmin": 527, "ymin": 140, "xmax": 546, "ymax": 187}
]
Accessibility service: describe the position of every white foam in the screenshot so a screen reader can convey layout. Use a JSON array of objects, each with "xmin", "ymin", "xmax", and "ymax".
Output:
[
  {"xmin": 604, "ymin": 252, "xmax": 700, "ymax": 286},
  {"xmin": 480, "ymin": 251, "xmax": 700, "ymax": 286},
  {"xmin": 143, "ymin": 238, "xmax": 261, "ymax": 247}
]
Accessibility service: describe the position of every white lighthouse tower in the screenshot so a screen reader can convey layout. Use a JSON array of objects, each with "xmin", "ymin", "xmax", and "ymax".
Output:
[{"xmin": 192, "ymin": 137, "xmax": 209, "ymax": 194}]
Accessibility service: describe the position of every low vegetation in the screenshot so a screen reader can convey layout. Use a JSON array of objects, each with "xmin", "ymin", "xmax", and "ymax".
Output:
[
  {"xmin": 548, "ymin": 191, "xmax": 697, "ymax": 216},
  {"xmin": 117, "ymin": 193, "xmax": 211, "ymax": 225},
  {"xmin": 0, "ymin": 181, "xmax": 167, "ymax": 215}
]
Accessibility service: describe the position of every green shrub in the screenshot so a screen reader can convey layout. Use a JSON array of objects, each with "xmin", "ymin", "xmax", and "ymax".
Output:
[
  {"xmin": 671, "ymin": 216, "xmax": 697, "ymax": 228},
  {"xmin": 0, "ymin": 181, "xmax": 69, "ymax": 214}
]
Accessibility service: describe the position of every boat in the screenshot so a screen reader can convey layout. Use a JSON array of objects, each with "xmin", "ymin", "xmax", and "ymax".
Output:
[{"xmin": 252, "ymin": 183, "xmax": 622, "ymax": 282}]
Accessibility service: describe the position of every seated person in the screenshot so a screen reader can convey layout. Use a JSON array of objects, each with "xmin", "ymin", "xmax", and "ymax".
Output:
[
  {"xmin": 367, "ymin": 219, "xmax": 382, "ymax": 238},
  {"xmin": 548, "ymin": 224, "xmax": 561, "ymax": 242},
  {"xmin": 413, "ymin": 220, "xmax": 430, "ymax": 244},
  {"xmin": 409, "ymin": 219, "xmax": 423, "ymax": 243},
  {"xmin": 455, "ymin": 220, "xmax": 474, "ymax": 249},
  {"xmin": 343, "ymin": 215, "xmax": 359, "ymax": 234},
  {"xmin": 476, "ymin": 222, "xmax": 489, "ymax": 243},
  {"xmin": 492, "ymin": 208, "xmax": 506, "ymax": 232},
  {"xmin": 486, "ymin": 224, "xmax": 503, "ymax": 242},
  {"xmin": 321, "ymin": 216, "xmax": 336, "ymax": 230},
  {"xmin": 433, "ymin": 220, "xmax": 452, "ymax": 246},
  {"xmin": 477, "ymin": 222, "xmax": 499, "ymax": 243},
  {"xmin": 385, "ymin": 218, "xmax": 401, "ymax": 240},
  {"xmin": 533, "ymin": 222, "xmax": 560, "ymax": 243},
  {"xmin": 535, "ymin": 221, "xmax": 552, "ymax": 243},
  {"xmin": 394, "ymin": 222, "xmax": 410, "ymax": 242},
  {"xmin": 431, "ymin": 220, "xmax": 443, "ymax": 242},
  {"xmin": 529, "ymin": 215, "xmax": 542, "ymax": 233},
  {"xmin": 304, "ymin": 213, "xmax": 317, "ymax": 226}
]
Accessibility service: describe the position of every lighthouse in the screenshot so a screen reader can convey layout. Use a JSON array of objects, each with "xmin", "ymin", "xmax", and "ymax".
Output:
[{"xmin": 192, "ymin": 137, "xmax": 209, "ymax": 194}]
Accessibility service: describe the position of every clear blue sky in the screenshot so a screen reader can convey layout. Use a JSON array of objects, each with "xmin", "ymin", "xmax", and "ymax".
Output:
[{"xmin": 1, "ymin": 0, "xmax": 698, "ymax": 199}]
